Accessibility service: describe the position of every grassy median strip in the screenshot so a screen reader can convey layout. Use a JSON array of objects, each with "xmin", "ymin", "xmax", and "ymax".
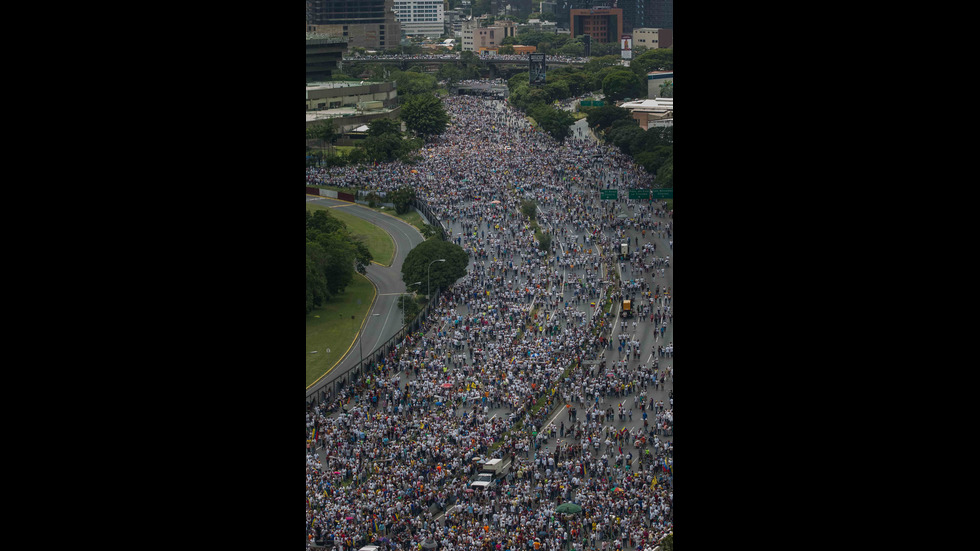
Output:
[
  {"xmin": 306, "ymin": 272, "xmax": 376, "ymax": 388},
  {"xmin": 307, "ymin": 203, "xmax": 395, "ymax": 266}
]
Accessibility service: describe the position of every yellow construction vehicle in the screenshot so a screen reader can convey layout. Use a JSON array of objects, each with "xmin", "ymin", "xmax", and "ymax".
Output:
[{"xmin": 621, "ymin": 299, "xmax": 633, "ymax": 318}]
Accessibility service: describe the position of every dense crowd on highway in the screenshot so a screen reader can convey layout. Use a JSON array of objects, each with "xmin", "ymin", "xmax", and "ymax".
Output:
[{"xmin": 306, "ymin": 93, "xmax": 673, "ymax": 551}]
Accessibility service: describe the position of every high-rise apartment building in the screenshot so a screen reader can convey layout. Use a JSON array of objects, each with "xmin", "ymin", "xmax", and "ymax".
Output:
[
  {"xmin": 306, "ymin": 0, "xmax": 402, "ymax": 50},
  {"xmin": 391, "ymin": 0, "xmax": 445, "ymax": 38},
  {"xmin": 648, "ymin": 0, "xmax": 673, "ymax": 29}
]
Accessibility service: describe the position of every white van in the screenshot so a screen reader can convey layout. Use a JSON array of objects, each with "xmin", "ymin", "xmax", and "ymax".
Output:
[{"xmin": 482, "ymin": 458, "xmax": 505, "ymax": 475}]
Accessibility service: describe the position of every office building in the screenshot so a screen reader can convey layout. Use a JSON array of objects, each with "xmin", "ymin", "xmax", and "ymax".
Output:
[
  {"xmin": 649, "ymin": 0, "xmax": 673, "ymax": 29},
  {"xmin": 392, "ymin": 0, "xmax": 445, "ymax": 38},
  {"xmin": 569, "ymin": 7, "xmax": 623, "ymax": 44},
  {"xmin": 619, "ymin": 97, "xmax": 673, "ymax": 130},
  {"xmin": 633, "ymin": 27, "xmax": 672, "ymax": 50},
  {"xmin": 306, "ymin": 34, "xmax": 348, "ymax": 82},
  {"xmin": 306, "ymin": 0, "xmax": 402, "ymax": 50}
]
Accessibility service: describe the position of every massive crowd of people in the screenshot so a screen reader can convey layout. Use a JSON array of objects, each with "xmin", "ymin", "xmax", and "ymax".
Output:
[{"xmin": 306, "ymin": 92, "xmax": 673, "ymax": 551}]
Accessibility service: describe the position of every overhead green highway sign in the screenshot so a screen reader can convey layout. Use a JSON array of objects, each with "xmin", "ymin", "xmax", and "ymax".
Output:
[{"xmin": 600, "ymin": 189, "xmax": 618, "ymax": 200}]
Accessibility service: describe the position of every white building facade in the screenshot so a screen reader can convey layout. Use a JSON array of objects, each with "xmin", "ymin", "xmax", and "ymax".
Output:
[{"xmin": 392, "ymin": 0, "xmax": 445, "ymax": 38}]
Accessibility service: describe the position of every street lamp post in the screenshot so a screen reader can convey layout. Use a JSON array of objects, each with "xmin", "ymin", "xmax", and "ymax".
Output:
[
  {"xmin": 363, "ymin": 313, "xmax": 380, "ymax": 369},
  {"xmin": 428, "ymin": 259, "xmax": 446, "ymax": 298}
]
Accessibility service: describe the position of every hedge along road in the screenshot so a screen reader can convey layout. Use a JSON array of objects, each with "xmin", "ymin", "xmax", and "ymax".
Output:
[{"xmin": 306, "ymin": 196, "xmax": 426, "ymax": 395}]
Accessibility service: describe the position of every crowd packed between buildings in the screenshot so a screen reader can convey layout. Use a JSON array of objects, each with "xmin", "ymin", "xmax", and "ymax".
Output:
[{"xmin": 306, "ymin": 93, "xmax": 673, "ymax": 551}]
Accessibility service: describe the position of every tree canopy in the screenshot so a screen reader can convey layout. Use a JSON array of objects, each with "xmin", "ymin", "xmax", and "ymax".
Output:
[
  {"xmin": 401, "ymin": 238, "xmax": 468, "ymax": 296},
  {"xmin": 601, "ymin": 69, "xmax": 644, "ymax": 102},
  {"xmin": 400, "ymin": 92, "xmax": 450, "ymax": 141},
  {"xmin": 306, "ymin": 209, "xmax": 374, "ymax": 314},
  {"xmin": 528, "ymin": 104, "xmax": 575, "ymax": 143},
  {"xmin": 392, "ymin": 70, "xmax": 438, "ymax": 96},
  {"xmin": 585, "ymin": 105, "xmax": 631, "ymax": 132},
  {"xmin": 364, "ymin": 118, "xmax": 423, "ymax": 164},
  {"xmin": 630, "ymin": 48, "xmax": 673, "ymax": 75},
  {"xmin": 388, "ymin": 186, "xmax": 416, "ymax": 215}
]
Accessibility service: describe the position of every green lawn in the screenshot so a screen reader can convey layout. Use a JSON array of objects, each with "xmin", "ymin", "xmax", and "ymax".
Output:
[
  {"xmin": 307, "ymin": 203, "xmax": 395, "ymax": 265},
  {"xmin": 306, "ymin": 272, "xmax": 376, "ymax": 388},
  {"xmin": 364, "ymin": 206, "xmax": 424, "ymax": 232}
]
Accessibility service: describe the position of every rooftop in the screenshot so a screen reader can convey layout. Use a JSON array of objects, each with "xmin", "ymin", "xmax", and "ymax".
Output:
[
  {"xmin": 620, "ymin": 98, "xmax": 673, "ymax": 112},
  {"xmin": 306, "ymin": 81, "xmax": 371, "ymax": 91}
]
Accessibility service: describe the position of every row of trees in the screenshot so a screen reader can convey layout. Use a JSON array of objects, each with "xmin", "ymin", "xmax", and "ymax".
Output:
[
  {"xmin": 500, "ymin": 47, "xmax": 673, "ymax": 186},
  {"xmin": 306, "ymin": 209, "xmax": 374, "ymax": 314},
  {"xmin": 583, "ymin": 104, "xmax": 673, "ymax": 187},
  {"xmin": 499, "ymin": 31, "xmax": 624, "ymax": 58}
]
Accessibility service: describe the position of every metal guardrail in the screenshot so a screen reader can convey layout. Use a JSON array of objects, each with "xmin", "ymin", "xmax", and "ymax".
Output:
[{"xmin": 306, "ymin": 197, "xmax": 445, "ymax": 407}]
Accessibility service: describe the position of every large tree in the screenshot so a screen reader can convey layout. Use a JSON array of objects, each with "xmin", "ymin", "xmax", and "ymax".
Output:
[
  {"xmin": 602, "ymin": 69, "xmax": 644, "ymax": 101},
  {"xmin": 634, "ymin": 145, "xmax": 673, "ymax": 176},
  {"xmin": 529, "ymin": 104, "xmax": 575, "ymax": 143},
  {"xmin": 631, "ymin": 48, "xmax": 673, "ymax": 76},
  {"xmin": 401, "ymin": 238, "xmax": 468, "ymax": 297},
  {"xmin": 656, "ymin": 153, "xmax": 673, "ymax": 188},
  {"xmin": 388, "ymin": 186, "xmax": 416, "ymax": 215},
  {"xmin": 363, "ymin": 118, "xmax": 422, "ymax": 163},
  {"xmin": 307, "ymin": 120, "xmax": 338, "ymax": 151},
  {"xmin": 400, "ymin": 93, "xmax": 449, "ymax": 141},
  {"xmin": 392, "ymin": 70, "xmax": 438, "ymax": 96},
  {"xmin": 305, "ymin": 209, "xmax": 374, "ymax": 313},
  {"xmin": 585, "ymin": 104, "xmax": 631, "ymax": 133}
]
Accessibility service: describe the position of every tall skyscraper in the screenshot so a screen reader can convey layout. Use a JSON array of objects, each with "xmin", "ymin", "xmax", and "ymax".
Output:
[
  {"xmin": 648, "ymin": 0, "xmax": 673, "ymax": 29},
  {"xmin": 306, "ymin": 0, "xmax": 402, "ymax": 50}
]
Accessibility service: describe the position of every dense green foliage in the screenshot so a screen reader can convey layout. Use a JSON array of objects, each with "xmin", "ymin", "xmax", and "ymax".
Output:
[
  {"xmin": 520, "ymin": 199, "xmax": 537, "ymax": 220},
  {"xmin": 364, "ymin": 118, "xmax": 423, "ymax": 164},
  {"xmin": 400, "ymin": 92, "xmax": 450, "ymax": 140},
  {"xmin": 585, "ymin": 105, "xmax": 631, "ymax": 132},
  {"xmin": 306, "ymin": 209, "xmax": 374, "ymax": 314},
  {"xmin": 435, "ymin": 61, "xmax": 481, "ymax": 85},
  {"xmin": 306, "ymin": 120, "xmax": 340, "ymax": 168},
  {"xmin": 529, "ymin": 104, "xmax": 576, "ymax": 142},
  {"xmin": 601, "ymin": 68, "xmax": 645, "ymax": 101},
  {"xmin": 397, "ymin": 293, "xmax": 426, "ymax": 325},
  {"xmin": 504, "ymin": 48, "xmax": 673, "ymax": 184},
  {"xmin": 388, "ymin": 186, "xmax": 416, "ymax": 215},
  {"xmin": 401, "ymin": 238, "xmax": 469, "ymax": 296},
  {"xmin": 392, "ymin": 69, "xmax": 439, "ymax": 96}
]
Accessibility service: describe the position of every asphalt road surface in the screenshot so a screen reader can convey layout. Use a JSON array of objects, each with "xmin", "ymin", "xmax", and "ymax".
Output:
[{"xmin": 306, "ymin": 197, "xmax": 425, "ymax": 393}]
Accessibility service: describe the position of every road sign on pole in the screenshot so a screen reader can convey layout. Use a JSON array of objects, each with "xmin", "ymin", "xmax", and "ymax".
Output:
[{"xmin": 600, "ymin": 189, "xmax": 618, "ymax": 200}]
